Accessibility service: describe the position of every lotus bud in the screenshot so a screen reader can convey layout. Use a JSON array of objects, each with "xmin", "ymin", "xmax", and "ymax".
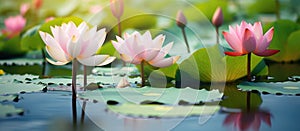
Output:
[
  {"xmin": 20, "ymin": 3, "xmax": 30, "ymax": 16},
  {"xmin": 33, "ymin": 0, "xmax": 43, "ymax": 10},
  {"xmin": 176, "ymin": 10, "xmax": 187, "ymax": 28},
  {"xmin": 110, "ymin": 0, "xmax": 124, "ymax": 19},
  {"xmin": 212, "ymin": 7, "xmax": 223, "ymax": 27}
]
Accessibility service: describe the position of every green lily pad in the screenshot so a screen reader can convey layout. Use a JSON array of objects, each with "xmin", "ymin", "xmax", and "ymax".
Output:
[
  {"xmin": 0, "ymin": 104, "xmax": 23, "ymax": 117},
  {"xmin": 0, "ymin": 83, "xmax": 45, "ymax": 95},
  {"xmin": 0, "ymin": 58, "xmax": 43, "ymax": 66},
  {"xmin": 179, "ymin": 45, "xmax": 268, "ymax": 82},
  {"xmin": 31, "ymin": 75, "xmax": 141, "ymax": 86},
  {"xmin": 238, "ymin": 81, "xmax": 300, "ymax": 95},
  {"xmin": 264, "ymin": 20, "xmax": 300, "ymax": 62},
  {"xmin": 108, "ymin": 103, "xmax": 220, "ymax": 117},
  {"xmin": 92, "ymin": 66, "xmax": 139, "ymax": 76},
  {"xmin": 0, "ymin": 74, "xmax": 39, "ymax": 84},
  {"xmin": 79, "ymin": 87, "xmax": 223, "ymax": 105}
]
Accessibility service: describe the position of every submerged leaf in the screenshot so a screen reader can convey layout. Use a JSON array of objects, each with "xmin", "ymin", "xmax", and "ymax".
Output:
[
  {"xmin": 0, "ymin": 104, "xmax": 23, "ymax": 118},
  {"xmin": 108, "ymin": 103, "xmax": 220, "ymax": 117},
  {"xmin": 79, "ymin": 87, "xmax": 223, "ymax": 105},
  {"xmin": 238, "ymin": 81, "xmax": 300, "ymax": 95}
]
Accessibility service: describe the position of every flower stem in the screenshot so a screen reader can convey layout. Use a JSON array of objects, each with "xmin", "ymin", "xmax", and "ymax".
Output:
[
  {"xmin": 117, "ymin": 18, "xmax": 126, "ymax": 67},
  {"xmin": 117, "ymin": 18, "xmax": 122, "ymax": 37},
  {"xmin": 181, "ymin": 27, "xmax": 190, "ymax": 53},
  {"xmin": 247, "ymin": 53, "xmax": 252, "ymax": 82},
  {"xmin": 72, "ymin": 59, "xmax": 78, "ymax": 126},
  {"xmin": 80, "ymin": 66, "xmax": 87, "ymax": 125},
  {"xmin": 41, "ymin": 49, "xmax": 46, "ymax": 76},
  {"xmin": 140, "ymin": 61, "xmax": 145, "ymax": 87},
  {"xmin": 246, "ymin": 91, "xmax": 251, "ymax": 112},
  {"xmin": 216, "ymin": 27, "xmax": 219, "ymax": 45}
]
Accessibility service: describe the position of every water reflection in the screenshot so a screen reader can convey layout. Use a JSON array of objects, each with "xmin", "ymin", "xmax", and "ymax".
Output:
[
  {"xmin": 223, "ymin": 109, "xmax": 271, "ymax": 131},
  {"xmin": 221, "ymin": 85, "xmax": 272, "ymax": 131}
]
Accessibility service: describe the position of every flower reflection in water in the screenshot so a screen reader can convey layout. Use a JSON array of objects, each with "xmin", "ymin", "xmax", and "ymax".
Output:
[
  {"xmin": 223, "ymin": 89, "xmax": 272, "ymax": 131},
  {"xmin": 223, "ymin": 109, "xmax": 271, "ymax": 131}
]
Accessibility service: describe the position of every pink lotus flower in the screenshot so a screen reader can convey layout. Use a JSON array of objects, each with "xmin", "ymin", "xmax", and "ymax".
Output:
[
  {"xmin": 223, "ymin": 111, "xmax": 272, "ymax": 131},
  {"xmin": 39, "ymin": 21, "xmax": 115, "ymax": 66},
  {"xmin": 223, "ymin": 21, "xmax": 279, "ymax": 56},
  {"xmin": 112, "ymin": 31, "xmax": 180, "ymax": 68},
  {"xmin": 2, "ymin": 15, "xmax": 26, "ymax": 38},
  {"xmin": 110, "ymin": 0, "xmax": 124, "ymax": 20},
  {"xmin": 212, "ymin": 7, "xmax": 223, "ymax": 28}
]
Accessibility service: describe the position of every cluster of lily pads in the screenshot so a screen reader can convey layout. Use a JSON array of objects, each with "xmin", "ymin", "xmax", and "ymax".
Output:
[{"xmin": 1, "ymin": 0, "xmax": 300, "ymax": 129}]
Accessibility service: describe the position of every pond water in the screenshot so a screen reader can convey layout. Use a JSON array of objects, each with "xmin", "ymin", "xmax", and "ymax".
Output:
[{"xmin": 1, "ymin": 62, "xmax": 300, "ymax": 131}]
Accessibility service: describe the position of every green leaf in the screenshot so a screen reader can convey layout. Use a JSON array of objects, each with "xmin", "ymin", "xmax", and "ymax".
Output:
[
  {"xmin": 21, "ymin": 25, "xmax": 45, "ymax": 51},
  {"xmin": 0, "ymin": 36, "xmax": 27, "ymax": 59},
  {"xmin": 179, "ymin": 45, "xmax": 268, "ymax": 82},
  {"xmin": 0, "ymin": 83, "xmax": 45, "ymax": 95},
  {"xmin": 264, "ymin": 20, "xmax": 300, "ymax": 62},
  {"xmin": 246, "ymin": 0, "xmax": 276, "ymax": 15},
  {"xmin": 79, "ymin": 87, "xmax": 223, "ymax": 105},
  {"xmin": 108, "ymin": 103, "xmax": 220, "ymax": 117},
  {"xmin": 0, "ymin": 104, "xmax": 23, "ymax": 118},
  {"xmin": 238, "ymin": 81, "xmax": 300, "ymax": 95},
  {"xmin": 220, "ymin": 85, "xmax": 262, "ymax": 110},
  {"xmin": 186, "ymin": 0, "xmax": 234, "ymax": 22},
  {"xmin": 0, "ymin": 58, "xmax": 43, "ymax": 66}
]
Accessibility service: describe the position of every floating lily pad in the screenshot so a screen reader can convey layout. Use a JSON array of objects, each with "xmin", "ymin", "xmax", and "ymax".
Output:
[
  {"xmin": 31, "ymin": 75, "xmax": 141, "ymax": 86},
  {"xmin": 0, "ymin": 58, "xmax": 43, "ymax": 66},
  {"xmin": 0, "ymin": 104, "xmax": 23, "ymax": 117},
  {"xmin": 238, "ymin": 81, "xmax": 300, "ymax": 95},
  {"xmin": 0, "ymin": 74, "xmax": 39, "ymax": 84},
  {"xmin": 92, "ymin": 66, "xmax": 139, "ymax": 76},
  {"xmin": 79, "ymin": 87, "xmax": 223, "ymax": 105},
  {"xmin": 0, "ymin": 95, "xmax": 17, "ymax": 102},
  {"xmin": 0, "ymin": 83, "xmax": 45, "ymax": 95},
  {"xmin": 108, "ymin": 103, "xmax": 220, "ymax": 117}
]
